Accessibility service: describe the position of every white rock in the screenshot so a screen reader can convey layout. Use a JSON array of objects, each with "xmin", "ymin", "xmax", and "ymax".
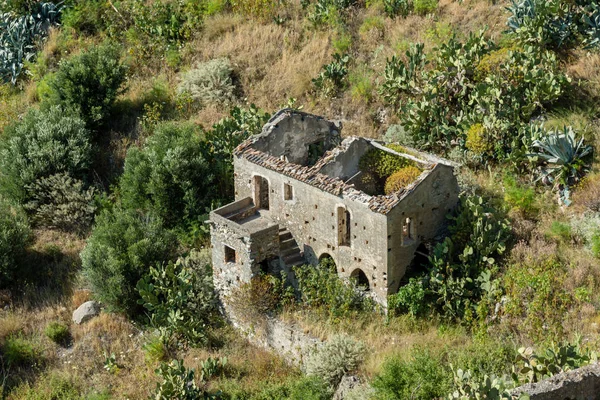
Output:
[{"xmin": 72, "ymin": 301, "xmax": 100, "ymax": 324}]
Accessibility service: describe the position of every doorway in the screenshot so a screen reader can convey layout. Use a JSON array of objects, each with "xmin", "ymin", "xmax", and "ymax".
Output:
[{"xmin": 254, "ymin": 175, "xmax": 270, "ymax": 210}]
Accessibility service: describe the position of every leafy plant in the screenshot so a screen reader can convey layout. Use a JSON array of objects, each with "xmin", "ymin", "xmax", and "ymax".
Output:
[
  {"xmin": 119, "ymin": 122, "xmax": 215, "ymax": 231},
  {"xmin": 44, "ymin": 41, "xmax": 127, "ymax": 131},
  {"xmin": 152, "ymin": 360, "xmax": 204, "ymax": 400},
  {"xmin": 413, "ymin": 0, "xmax": 436, "ymax": 14},
  {"xmin": 103, "ymin": 351, "xmax": 119, "ymax": 374},
  {"xmin": 312, "ymin": 53, "xmax": 350, "ymax": 98},
  {"xmin": 447, "ymin": 368, "xmax": 519, "ymax": 400},
  {"xmin": 0, "ymin": 2, "xmax": 62, "ymax": 84},
  {"xmin": 527, "ymin": 126, "xmax": 592, "ymax": 188},
  {"xmin": 200, "ymin": 357, "xmax": 227, "ymax": 381},
  {"xmin": 0, "ymin": 195, "xmax": 31, "ymax": 288},
  {"xmin": 379, "ymin": 43, "xmax": 426, "ymax": 109},
  {"xmin": 2, "ymin": 336, "xmax": 42, "ymax": 367},
  {"xmin": 136, "ymin": 250, "xmax": 215, "ymax": 346},
  {"xmin": 384, "ymin": 165, "xmax": 422, "ymax": 194},
  {"xmin": 0, "ymin": 106, "xmax": 92, "ymax": 204},
  {"xmin": 44, "ymin": 321, "xmax": 70, "ymax": 345},
  {"xmin": 305, "ymin": 335, "xmax": 365, "ymax": 387},
  {"xmin": 177, "ymin": 58, "xmax": 236, "ymax": 107},
  {"xmin": 24, "ymin": 173, "xmax": 96, "ymax": 235},
  {"xmin": 382, "ymin": 0, "xmax": 410, "ymax": 18},
  {"xmin": 81, "ymin": 206, "xmax": 178, "ymax": 316}
]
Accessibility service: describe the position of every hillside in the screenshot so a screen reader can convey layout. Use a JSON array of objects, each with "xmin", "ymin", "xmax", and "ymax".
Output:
[{"xmin": 0, "ymin": 0, "xmax": 599, "ymax": 398}]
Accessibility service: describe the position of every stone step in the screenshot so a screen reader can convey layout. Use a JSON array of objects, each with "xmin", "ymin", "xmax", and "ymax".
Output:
[
  {"xmin": 281, "ymin": 246, "xmax": 300, "ymax": 257},
  {"xmin": 279, "ymin": 237, "xmax": 296, "ymax": 248},
  {"xmin": 278, "ymin": 232, "xmax": 293, "ymax": 241},
  {"xmin": 283, "ymin": 254, "xmax": 304, "ymax": 266}
]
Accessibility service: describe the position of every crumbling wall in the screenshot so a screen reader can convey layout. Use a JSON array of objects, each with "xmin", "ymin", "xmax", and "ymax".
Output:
[
  {"xmin": 511, "ymin": 363, "xmax": 600, "ymax": 400},
  {"xmin": 318, "ymin": 137, "xmax": 371, "ymax": 180},
  {"xmin": 251, "ymin": 109, "xmax": 342, "ymax": 166}
]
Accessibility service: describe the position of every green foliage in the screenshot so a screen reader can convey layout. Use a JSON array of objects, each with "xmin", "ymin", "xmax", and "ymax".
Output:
[
  {"xmin": 44, "ymin": 42, "xmax": 127, "ymax": 131},
  {"xmin": 61, "ymin": 0, "xmax": 109, "ymax": 36},
  {"xmin": 545, "ymin": 220, "xmax": 571, "ymax": 243},
  {"xmin": 506, "ymin": 0, "xmax": 600, "ymax": 50},
  {"xmin": 0, "ymin": 2, "xmax": 62, "ymax": 84},
  {"xmin": 384, "ymin": 165, "xmax": 422, "ymax": 194},
  {"xmin": 2, "ymin": 336, "xmax": 42, "ymax": 367},
  {"xmin": 81, "ymin": 206, "xmax": 178, "ymax": 316},
  {"xmin": 7, "ymin": 371, "xmax": 82, "ymax": 400},
  {"xmin": 527, "ymin": 126, "xmax": 592, "ymax": 187},
  {"xmin": 379, "ymin": 32, "xmax": 569, "ymax": 161},
  {"xmin": 0, "ymin": 106, "xmax": 92, "ymax": 204},
  {"xmin": 307, "ymin": 0, "xmax": 357, "ymax": 27},
  {"xmin": 503, "ymin": 256, "xmax": 574, "ymax": 343},
  {"xmin": 512, "ymin": 341, "xmax": 594, "ymax": 383},
  {"xmin": 358, "ymin": 148, "xmax": 413, "ymax": 194},
  {"xmin": 200, "ymin": 356, "xmax": 227, "ymax": 381},
  {"xmin": 152, "ymin": 360, "xmax": 205, "ymax": 400},
  {"xmin": 388, "ymin": 277, "xmax": 425, "ymax": 317},
  {"xmin": 293, "ymin": 260, "xmax": 374, "ymax": 319},
  {"xmin": 23, "ymin": 173, "xmax": 96, "ymax": 235},
  {"xmin": 447, "ymin": 368, "xmax": 518, "ymax": 400},
  {"xmin": 570, "ymin": 212, "xmax": 600, "ymax": 257},
  {"xmin": 177, "ymin": 58, "xmax": 236, "ymax": 107},
  {"xmin": 119, "ymin": 122, "xmax": 214, "ymax": 230},
  {"xmin": 44, "ymin": 321, "xmax": 70, "ymax": 345},
  {"xmin": 0, "ymin": 195, "xmax": 31, "ymax": 288},
  {"xmin": 305, "ymin": 335, "xmax": 365, "ymax": 387},
  {"xmin": 312, "ymin": 53, "xmax": 350, "ymax": 98},
  {"xmin": 230, "ymin": 0, "xmax": 279, "ymax": 19},
  {"xmin": 348, "ymin": 66, "xmax": 374, "ymax": 103},
  {"xmin": 204, "ymin": 104, "xmax": 270, "ymax": 200},
  {"xmin": 382, "ymin": 0, "xmax": 410, "ymax": 18},
  {"xmin": 136, "ymin": 250, "xmax": 215, "ymax": 346},
  {"xmin": 503, "ymin": 175, "xmax": 538, "ymax": 218},
  {"xmin": 372, "ymin": 348, "xmax": 452, "ymax": 400},
  {"xmin": 412, "ymin": 0, "xmax": 437, "ymax": 15},
  {"xmin": 228, "ymin": 274, "xmax": 293, "ymax": 321},
  {"xmin": 143, "ymin": 331, "xmax": 169, "ymax": 363}
]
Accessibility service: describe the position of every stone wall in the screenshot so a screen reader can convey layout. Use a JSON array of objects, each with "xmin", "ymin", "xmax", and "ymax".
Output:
[{"xmin": 512, "ymin": 363, "xmax": 600, "ymax": 400}]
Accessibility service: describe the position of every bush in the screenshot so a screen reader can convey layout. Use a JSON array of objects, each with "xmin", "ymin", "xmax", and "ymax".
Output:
[
  {"xmin": 413, "ymin": 0, "xmax": 437, "ymax": 14},
  {"xmin": 570, "ymin": 212, "xmax": 600, "ymax": 257},
  {"xmin": 503, "ymin": 175, "xmax": 538, "ymax": 218},
  {"xmin": 177, "ymin": 58, "xmax": 236, "ymax": 107},
  {"xmin": 153, "ymin": 360, "xmax": 205, "ymax": 400},
  {"xmin": 287, "ymin": 376, "xmax": 332, "ymax": 400},
  {"xmin": 382, "ymin": 0, "xmax": 410, "ymax": 18},
  {"xmin": 0, "ymin": 196, "xmax": 32, "ymax": 288},
  {"xmin": 372, "ymin": 348, "xmax": 452, "ymax": 400},
  {"xmin": 119, "ymin": 122, "xmax": 214, "ymax": 230},
  {"xmin": 2, "ymin": 336, "xmax": 42, "ymax": 367},
  {"xmin": 0, "ymin": 106, "xmax": 92, "ymax": 203},
  {"xmin": 44, "ymin": 42, "xmax": 127, "ymax": 131},
  {"xmin": 312, "ymin": 53, "xmax": 350, "ymax": 98},
  {"xmin": 81, "ymin": 206, "xmax": 178, "ymax": 316},
  {"xmin": 388, "ymin": 277, "xmax": 426, "ymax": 317},
  {"xmin": 294, "ymin": 261, "xmax": 373, "ymax": 319},
  {"xmin": 136, "ymin": 250, "xmax": 215, "ymax": 346},
  {"xmin": 358, "ymin": 148, "xmax": 413, "ymax": 194},
  {"xmin": 384, "ymin": 165, "xmax": 422, "ymax": 194},
  {"xmin": 23, "ymin": 173, "xmax": 96, "ymax": 235},
  {"xmin": 7, "ymin": 371, "xmax": 82, "ymax": 399},
  {"xmin": 44, "ymin": 321, "xmax": 70, "ymax": 345},
  {"xmin": 305, "ymin": 335, "xmax": 365, "ymax": 387},
  {"xmin": 503, "ymin": 256, "xmax": 574, "ymax": 343},
  {"xmin": 228, "ymin": 274, "xmax": 290, "ymax": 322}
]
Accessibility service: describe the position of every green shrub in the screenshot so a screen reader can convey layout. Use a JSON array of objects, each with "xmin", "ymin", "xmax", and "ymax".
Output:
[
  {"xmin": 312, "ymin": 53, "xmax": 350, "ymax": 98},
  {"xmin": 0, "ymin": 106, "xmax": 92, "ymax": 203},
  {"xmin": 358, "ymin": 148, "xmax": 413, "ymax": 194},
  {"xmin": 545, "ymin": 221, "xmax": 572, "ymax": 243},
  {"xmin": 384, "ymin": 165, "xmax": 422, "ymax": 194},
  {"xmin": 0, "ymin": 196, "xmax": 31, "ymax": 288},
  {"xmin": 413, "ymin": 0, "xmax": 437, "ymax": 15},
  {"xmin": 294, "ymin": 260, "xmax": 373, "ymax": 319},
  {"xmin": 349, "ymin": 66, "xmax": 374, "ymax": 103},
  {"xmin": 136, "ymin": 250, "xmax": 215, "ymax": 346},
  {"xmin": 2, "ymin": 336, "xmax": 42, "ymax": 367},
  {"xmin": 7, "ymin": 371, "xmax": 82, "ymax": 399},
  {"xmin": 570, "ymin": 212, "xmax": 600, "ymax": 257},
  {"xmin": 388, "ymin": 277, "xmax": 426, "ymax": 317},
  {"xmin": 503, "ymin": 175, "xmax": 538, "ymax": 218},
  {"xmin": 305, "ymin": 335, "xmax": 365, "ymax": 387},
  {"xmin": 81, "ymin": 206, "xmax": 178, "ymax": 316},
  {"xmin": 503, "ymin": 256, "xmax": 574, "ymax": 343},
  {"xmin": 44, "ymin": 321, "xmax": 70, "ymax": 345},
  {"xmin": 61, "ymin": 0, "xmax": 109, "ymax": 35},
  {"xmin": 24, "ymin": 173, "xmax": 96, "ymax": 235},
  {"xmin": 372, "ymin": 348, "xmax": 452, "ymax": 400},
  {"xmin": 143, "ymin": 331, "xmax": 169, "ymax": 363},
  {"xmin": 177, "ymin": 58, "xmax": 236, "ymax": 107},
  {"xmin": 44, "ymin": 42, "xmax": 127, "ymax": 131},
  {"xmin": 287, "ymin": 376, "xmax": 332, "ymax": 400},
  {"xmin": 153, "ymin": 360, "xmax": 205, "ymax": 400},
  {"xmin": 119, "ymin": 122, "xmax": 214, "ymax": 230},
  {"xmin": 382, "ymin": 0, "xmax": 410, "ymax": 18}
]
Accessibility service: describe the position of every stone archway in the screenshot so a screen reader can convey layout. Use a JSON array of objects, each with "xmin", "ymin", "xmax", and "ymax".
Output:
[{"xmin": 350, "ymin": 268, "xmax": 370, "ymax": 291}]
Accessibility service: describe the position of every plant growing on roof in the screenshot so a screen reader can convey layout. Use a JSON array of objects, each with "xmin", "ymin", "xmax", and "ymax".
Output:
[{"xmin": 527, "ymin": 126, "xmax": 592, "ymax": 188}]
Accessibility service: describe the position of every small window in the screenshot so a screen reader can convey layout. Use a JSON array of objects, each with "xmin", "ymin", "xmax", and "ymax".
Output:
[
  {"xmin": 224, "ymin": 245, "xmax": 236, "ymax": 263},
  {"xmin": 284, "ymin": 183, "xmax": 293, "ymax": 200},
  {"xmin": 402, "ymin": 217, "xmax": 415, "ymax": 245}
]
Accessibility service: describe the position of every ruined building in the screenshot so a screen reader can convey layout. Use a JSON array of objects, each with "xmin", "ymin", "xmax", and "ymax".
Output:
[{"xmin": 209, "ymin": 109, "xmax": 460, "ymax": 307}]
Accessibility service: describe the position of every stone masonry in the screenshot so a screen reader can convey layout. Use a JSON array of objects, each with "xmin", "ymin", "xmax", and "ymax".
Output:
[{"xmin": 209, "ymin": 109, "xmax": 460, "ymax": 307}]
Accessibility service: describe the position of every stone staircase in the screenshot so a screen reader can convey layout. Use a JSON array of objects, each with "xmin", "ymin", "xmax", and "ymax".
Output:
[{"xmin": 278, "ymin": 227, "xmax": 304, "ymax": 267}]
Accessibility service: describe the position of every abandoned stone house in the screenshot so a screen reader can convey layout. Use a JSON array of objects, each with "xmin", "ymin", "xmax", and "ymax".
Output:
[{"xmin": 209, "ymin": 109, "xmax": 460, "ymax": 307}]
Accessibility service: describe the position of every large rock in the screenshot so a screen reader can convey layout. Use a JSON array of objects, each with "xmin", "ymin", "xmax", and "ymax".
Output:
[
  {"xmin": 334, "ymin": 375, "xmax": 361, "ymax": 400},
  {"xmin": 72, "ymin": 301, "xmax": 100, "ymax": 324}
]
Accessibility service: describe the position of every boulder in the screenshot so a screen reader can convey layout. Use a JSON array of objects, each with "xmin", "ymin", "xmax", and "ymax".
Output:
[
  {"xmin": 333, "ymin": 375, "xmax": 361, "ymax": 400},
  {"xmin": 72, "ymin": 301, "xmax": 100, "ymax": 324}
]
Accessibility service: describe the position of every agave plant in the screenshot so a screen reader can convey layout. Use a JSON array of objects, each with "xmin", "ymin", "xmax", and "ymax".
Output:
[
  {"xmin": 527, "ymin": 126, "xmax": 592, "ymax": 188},
  {"xmin": 582, "ymin": 3, "xmax": 600, "ymax": 49},
  {"xmin": 0, "ymin": 2, "xmax": 63, "ymax": 84}
]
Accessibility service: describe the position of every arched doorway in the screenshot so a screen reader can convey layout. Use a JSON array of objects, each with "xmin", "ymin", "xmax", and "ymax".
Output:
[
  {"xmin": 319, "ymin": 253, "xmax": 336, "ymax": 272},
  {"xmin": 411, "ymin": 243, "xmax": 429, "ymax": 272},
  {"xmin": 350, "ymin": 268, "xmax": 370, "ymax": 291},
  {"xmin": 253, "ymin": 175, "xmax": 269, "ymax": 210}
]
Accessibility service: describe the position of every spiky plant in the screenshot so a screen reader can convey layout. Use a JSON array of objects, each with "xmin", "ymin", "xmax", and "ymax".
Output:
[{"xmin": 527, "ymin": 126, "xmax": 592, "ymax": 187}]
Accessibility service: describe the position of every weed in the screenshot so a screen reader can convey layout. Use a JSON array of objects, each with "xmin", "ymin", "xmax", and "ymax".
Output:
[{"xmin": 44, "ymin": 321, "xmax": 70, "ymax": 345}]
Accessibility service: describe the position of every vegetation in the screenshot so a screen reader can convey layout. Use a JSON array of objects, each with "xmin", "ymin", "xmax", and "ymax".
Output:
[{"xmin": 1, "ymin": 0, "xmax": 599, "ymax": 397}]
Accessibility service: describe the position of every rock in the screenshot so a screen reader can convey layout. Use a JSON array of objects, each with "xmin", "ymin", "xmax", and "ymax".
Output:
[
  {"xmin": 72, "ymin": 301, "xmax": 100, "ymax": 324},
  {"xmin": 334, "ymin": 375, "xmax": 361, "ymax": 400}
]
